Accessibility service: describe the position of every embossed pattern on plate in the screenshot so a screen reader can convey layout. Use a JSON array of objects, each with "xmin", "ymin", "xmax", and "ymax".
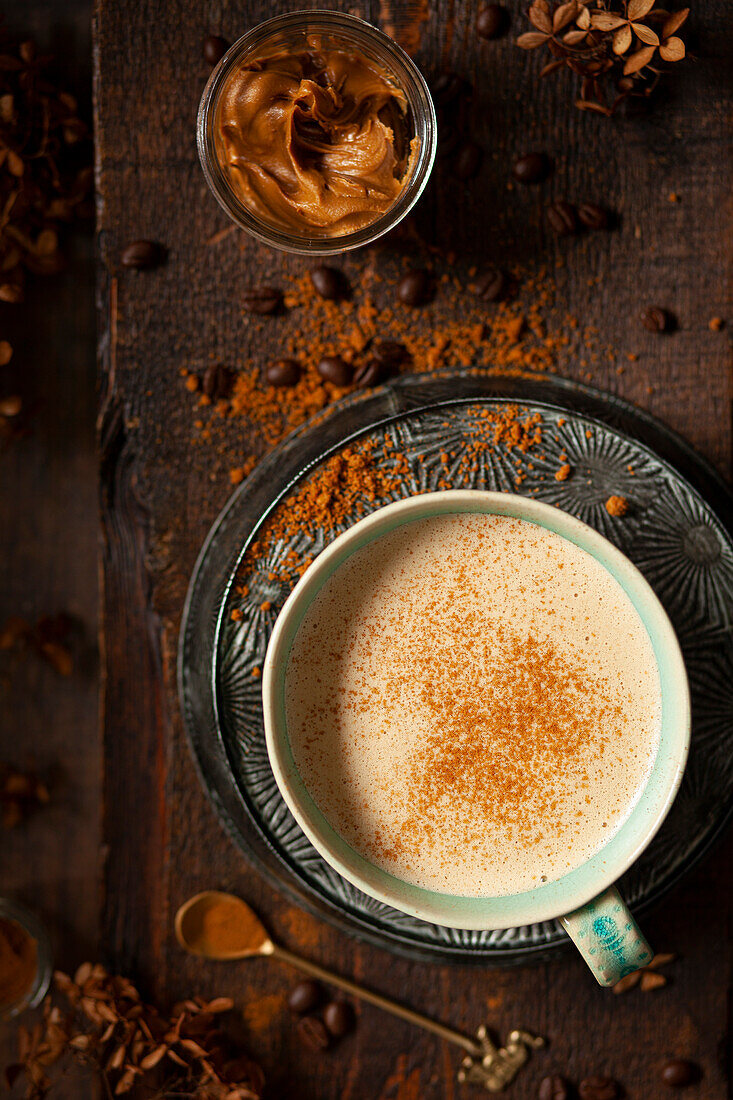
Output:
[{"xmin": 179, "ymin": 373, "xmax": 733, "ymax": 964}]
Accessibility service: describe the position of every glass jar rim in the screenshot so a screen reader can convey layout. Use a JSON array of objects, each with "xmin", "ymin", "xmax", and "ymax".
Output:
[
  {"xmin": 197, "ymin": 10, "xmax": 437, "ymax": 256},
  {"xmin": 0, "ymin": 898, "xmax": 52, "ymax": 1019}
]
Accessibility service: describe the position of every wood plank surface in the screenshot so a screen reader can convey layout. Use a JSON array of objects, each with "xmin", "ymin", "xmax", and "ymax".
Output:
[{"xmin": 93, "ymin": 1, "xmax": 732, "ymax": 1097}]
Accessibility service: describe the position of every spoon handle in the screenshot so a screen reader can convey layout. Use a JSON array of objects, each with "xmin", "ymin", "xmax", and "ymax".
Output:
[{"xmin": 270, "ymin": 943, "xmax": 482, "ymax": 1056}]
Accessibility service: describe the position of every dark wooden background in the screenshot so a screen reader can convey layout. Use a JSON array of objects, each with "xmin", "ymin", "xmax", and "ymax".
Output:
[{"xmin": 3, "ymin": 0, "xmax": 732, "ymax": 1095}]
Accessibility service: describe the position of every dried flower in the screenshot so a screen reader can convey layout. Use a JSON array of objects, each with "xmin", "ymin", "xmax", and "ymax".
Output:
[
  {"xmin": 0, "ymin": 612, "xmax": 75, "ymax": 676},
  {"xmin": 6, "ymin": 966, "xmax": 264, "ymax": 1099},
  {"xmin": 0, "ymin": 764, "xmax": 50, "ymax": 828},
  {"xmin": 517, "ymin": 0, "xmax": 689, "ymax": 116},
  {"xmin": 612, "ymin": 951, "xmax": 676, "ymax": 994},
  {"xmin": 0, "ymin": 30, "xmax": 93, "ymax": 304}
]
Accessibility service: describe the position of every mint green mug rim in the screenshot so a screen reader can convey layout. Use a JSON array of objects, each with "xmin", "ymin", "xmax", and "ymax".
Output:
[{"xmin": 262, "ymin": 490, "xmax": 691, "ymax": 930}]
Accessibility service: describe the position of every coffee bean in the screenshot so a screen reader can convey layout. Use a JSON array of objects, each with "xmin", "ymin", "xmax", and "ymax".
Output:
[
  {"xmin": 202, "ymin": 364, "xmax": 233, "ymax": 400},
  {"xmin": 317, "ymin": 355, "xmax": 353, "ymax": 386},
  {"xmin": 353, "ymin": 359, "xmax": 383, "ymax": 387},
  {"xmin": 265, "ymin": 359, "xmax": 301, "ymax": 387},
  {"xmin": 430, "ymin": 71, "xmax": 471, "ymax": 109},
  {"xmin": 242, "ymin": 286, "xmax": 282, "ymax": 315},
  {"xmin": 512, "ymin": 152, "xmax": 553, "ymax": 185},
  {"xmin": 310, "ymin": 265, "xmax": 347, "ymax": 300},
  {"xmin": 374, "ymin": 340, "xmax": 408, "ymax": 369},
  {"xmin": 475, "ymin": 267, "xmax": 506, "ymax": 301},
  {"xmin": 203, "ymin": 34, "xmax": 229, "ymax": 66},
  {"xmin": 323, "ymin": 1000, "xmax": 355, "ymax": 1038},
  {"xmin": 288, "ymin": 979, "xmax": 323, "ymax": 1015},
  {"xmin": 297, "ymin": 1014, "xmax": 330, "ymax": 1051},
  {"xmin": 476, "ymin": 4, "xmax": 509, "ymax": 39},
  {"xmin": 121, "ymin": 240, "xmax": 165, "ymax": 270},
  {"xmin": 539, "ymin": 1074, "xmax": 570, "ymax": 1100},
  {"xmin": 397, "ymin": 269, "xmax": 432, "ymax": 307},
  {"xmin": 0, "ymin": 394, "xmax": 22, "ymax": 418},
  {"xmin": 660, "ymin": 1060, "xmax": 700, "ymax": 1088},
  {"xmin": 579, "ymin": 1075, "xmax": 620, "ymax": 1100},
  {"xmin": 546, "ymin": 200, "xmax": 578, "ymax": 237},
  {"xmin": 454, "ymin": 140, "xmax": 483, "ymax": 181},
  {"xmin": 577, "ymin": 202, "xmax": 610, "ymax": 230},
  {"xmin": 640, "ymin": 306, "xmax": 669, "ymax": 333}
]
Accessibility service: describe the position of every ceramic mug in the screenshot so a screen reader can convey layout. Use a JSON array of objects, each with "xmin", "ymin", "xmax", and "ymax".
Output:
[{"xmin": 262, "ymin": 491, "xmax": 690, "ymax": 985}]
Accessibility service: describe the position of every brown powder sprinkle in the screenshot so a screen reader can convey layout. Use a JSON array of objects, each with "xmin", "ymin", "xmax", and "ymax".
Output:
[
  {"xmin": 378, "ymin": 623, "xmax": 616, "ymax": 866},
  {"xmin": 0, "ymin": 917, "xmax": 37, "ymax": 1009},
  {"xmin": 605, "ymin": 495, "xmax": 629, "ymax": 517},
  {"xmin": 238, "ymin": 406, "xmax": 543, "ymax": 588},
  {"xmin": 180, "ymin": 263, "xmax": 611, "ymax": 482}
]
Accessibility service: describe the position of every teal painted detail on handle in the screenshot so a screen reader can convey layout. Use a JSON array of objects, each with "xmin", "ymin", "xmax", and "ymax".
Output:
[{"xmin": 559, "ymin": 886, "xmax": 653, "ymax": 987}]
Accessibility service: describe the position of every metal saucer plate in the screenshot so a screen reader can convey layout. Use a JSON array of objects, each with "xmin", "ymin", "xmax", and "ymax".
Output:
[{"xmin": 179, "ymin": 371, "xmax": 733, "ymax": 965}]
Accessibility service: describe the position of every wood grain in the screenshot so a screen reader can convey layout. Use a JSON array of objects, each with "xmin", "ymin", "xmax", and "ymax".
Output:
[{"xmin": 93, "ymin": 0, "xmax": 731, "ymax": 1097}]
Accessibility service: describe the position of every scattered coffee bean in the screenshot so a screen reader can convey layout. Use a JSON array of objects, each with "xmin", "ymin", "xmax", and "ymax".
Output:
[
  {"xmin": 203, "ymin": 35, "xmax": 229, "ymax": 66},
  {"xmin": 579, "ymin": 1075, "xmax": 620, "ymax": 1100},
  {"xmin": 640, "ymin": 305, "xmax": 670, "ymax": 333},
  {"xmin": 317, "ymin": 355, "xmax": 353, "ymax": 386},
  {"xmin": 353, "ymin": 358, "xmax": 383, "ymax": 388},
  {"xmin": 373, "ymin": 340, "xmax": 409, "ymax": 370},
  {"xmin": 475, "ymin": 267, "xmax": 506, "ymax": 301},
  {"xmin": 430, "ymin": 71, "xmax": 471, "ymax": 109},
  {"xmin": 476, "ymin": 4, "xmax": 509, "ymax": 39},
  {"xmin": 512, "ymin": 152, "xmax": 553, "ymax": 185},
  {"xmin": 0, "ymin": 394, "xmax": 22, "ymax": 418},
  {"xmin": 660, "ymin": 1060, "xmax": 700, "ymax": 1088},
  {"xmin": 577, "ymin": 202, "xmax": 610, "ymax": 230},
  {"xmin": 265, "ymin": 359, "xmax": 301, "ymax": 387},
  {"xmin": 310, "ymin": 265, "xmax": 347, "ymax": 300},
  {"xmin": 120, "ymin": 240, "xmax": 165, "ymax": 270},
  {"xmin": 323, "ymin": 1000, "xmax": 355, "ymax": 1038},
  {"xmin": 546, "ymin": 200, "xmax": 578, "ymax": 237},
  {"xmin": 397, "ymin": 268, "xmax": 432, "ymax": 307},
  {"xmin": 539, "ymin": 1074, "xmax": 570, "ymax": 1100},
  {"xmin": 297, "ymin": 1014, "xmax": 330, "ymax": 1051},
  {"xmin": 242, "ymin": 286, "xmax": 282, "ymax": 315},
  {"xmin": 287, "ymin": 979, "xmax": 323, "ymax": 1015},
  {"xmin": 202, "ymin": 363, "xmax": 233, "ymax": 401},
  {"xmin": 454, "ymin": 140, "xmax": 483, "ymax": 180}
]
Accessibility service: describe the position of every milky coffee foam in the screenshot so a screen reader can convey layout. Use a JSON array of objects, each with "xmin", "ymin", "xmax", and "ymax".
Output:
[{"xmin": 285, "ymin": 514, "xmax": 661, "ymax": 898}]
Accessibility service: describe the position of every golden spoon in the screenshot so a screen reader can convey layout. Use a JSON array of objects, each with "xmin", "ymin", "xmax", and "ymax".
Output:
[{"xmin": 174, "ymin": 891, "xmax": 544, "ymax": 1092}]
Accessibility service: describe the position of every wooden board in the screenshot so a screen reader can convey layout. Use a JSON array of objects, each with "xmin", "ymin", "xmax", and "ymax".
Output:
[{"xmin": 93, "ymin": 1, "xmax": 732, "ymax": 1096}]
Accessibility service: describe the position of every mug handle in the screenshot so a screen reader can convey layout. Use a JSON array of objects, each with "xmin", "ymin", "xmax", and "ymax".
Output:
[{"xmin": 559, "ymin": 886, "xmax": 653, "ymax": 987}]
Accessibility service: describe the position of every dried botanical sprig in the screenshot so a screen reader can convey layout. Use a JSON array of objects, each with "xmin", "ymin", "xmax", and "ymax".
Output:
[
  {"xmin": 5, "ymin": 965, "xmax": 264, "ymax": 1099},
  {"xmin": 611, "ymin": 951, "xmax": 676, "ymax": 994},
  {"xmin": 0, "ymin": 31, "xmax": 93, "ymax": 304},
  {"xmin": 0, "ymin": 764, "xmax": 49, "ymax": 828},
  {"xmin": 517, "ymin": 0, "xmax": 689, "ymax": 116},
  {"xmin": 0, "ymin": 612, "xmax": 75, "ymax": 676}
]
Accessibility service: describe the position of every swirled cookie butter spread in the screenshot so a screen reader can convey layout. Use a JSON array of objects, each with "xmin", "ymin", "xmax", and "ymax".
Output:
[
  {"xmin": 216, "ymin": 42, "xmax": 418, "ymax": 236},
  {"xmin": 285, "ymin": 514, "xmax": 662, "ymax": 898}
]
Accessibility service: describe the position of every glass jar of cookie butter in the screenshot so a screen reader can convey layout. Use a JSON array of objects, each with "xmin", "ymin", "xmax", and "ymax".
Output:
[{"xmin": 197, "ymin": 11, "xmax": 436, "ymax": 255}]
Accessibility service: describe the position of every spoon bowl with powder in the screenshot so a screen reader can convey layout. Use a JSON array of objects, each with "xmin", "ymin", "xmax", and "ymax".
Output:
[{"xmin": 174, "ymin": 890, "xmax": 545, "ymax": 1090}]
